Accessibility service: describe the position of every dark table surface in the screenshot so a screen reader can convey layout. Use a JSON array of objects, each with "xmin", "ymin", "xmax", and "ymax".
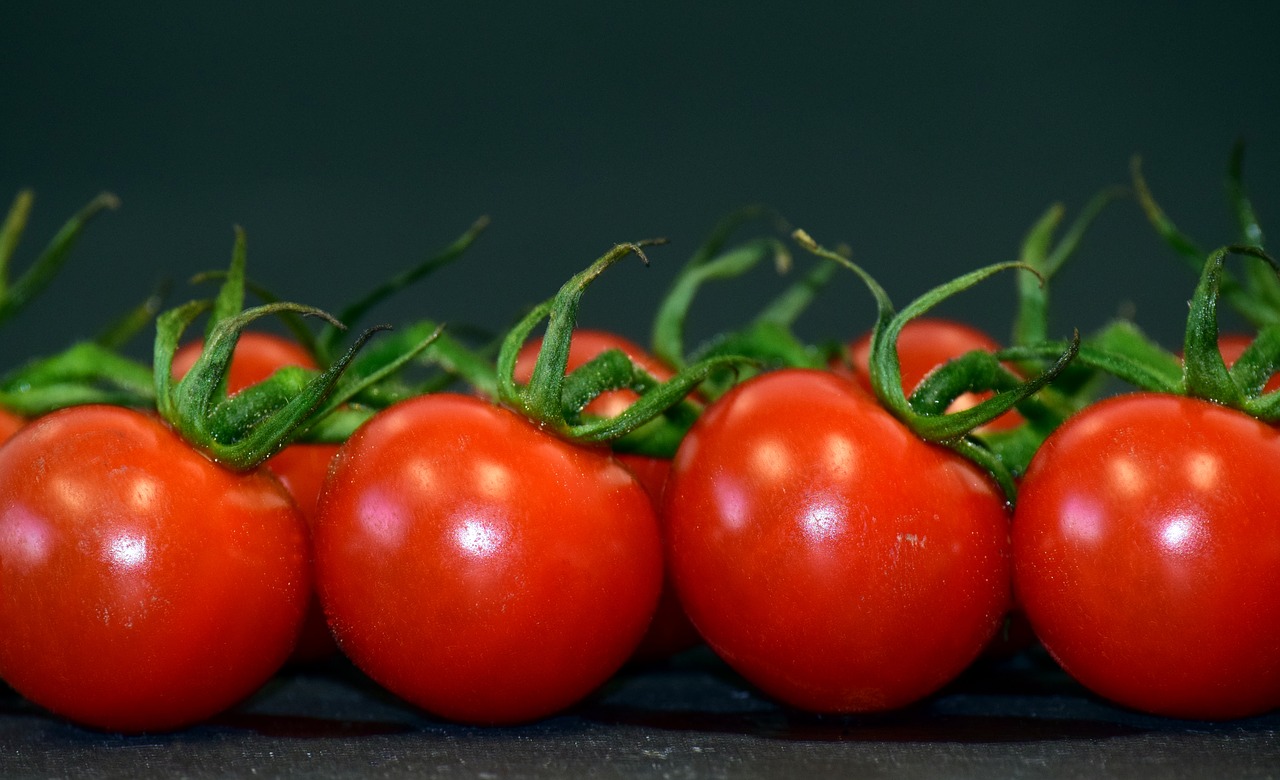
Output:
[{"xmin": 2, "ymin": 648, "xmax": 1277, "ymax": 779}]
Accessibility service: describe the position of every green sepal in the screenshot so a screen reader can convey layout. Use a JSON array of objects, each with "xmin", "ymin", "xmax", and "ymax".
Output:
[
  {"xmin": 652, "ymin": 237, "xmax": 791, "ymax": 369},
  {"xmin": 566, "ymin": 352, "xmax": 750, "ymax": 446},
  {"xmin": 1013, "ymin": 187, "xmax": 1122, "ymax": 353},
  {"xmin": 0, "ymin": 191, "xmax": 119, "ymax": 328},
  {"xmin": 189, "ymin": 216, "xmax": 488, "ymax": 366},
  {"xmin": 94, "ymin": 282, "xmax": 168, "ymax": 351},
  {"xmin": 996, "ymin": 324, "xmax": 1184, "ymax": 397},
  {"xmin": 1183, "ymin": 244, "xmax": 1280, "ymax": 412},
  {"xmin": 498, "ymin": 240, "xmax": 665, "ymax": 428},
  {"xmin": 1133, "ymin": 155, "xmax": 1277, "ymax": 327},
  {"xmin": 154, "ymin": 300, "xmax": 396, "ymax": 470},
  {"xmin": 315, "ymin": 215, "xmax": 490, "ymax": 361},
  {"xmin": 794, "ymin": 229, "xmax": 1078, "ymax": 501},
  {"xmin": 0, "ymin": 342, "xmax": 155, "ymax": 415},
  {"xmin": 1229, "ymin": 323, "xmax": 1280, "ymax": 398}
]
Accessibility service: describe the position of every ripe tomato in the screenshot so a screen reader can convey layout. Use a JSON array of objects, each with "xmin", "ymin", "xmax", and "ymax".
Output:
[
  {"xmin": 0, "ymin": 408, "xmax": 22, "ymax": 444},
  {"xmin": 1013, "ymin": 393, "xmax": 1280, "ymax": 719},
  {"xmin": 664, "ymin": 368, "xmax": 1011, "ymax": 712},
  {"xmin": 263, "ymin": 443, "xmax": 342, "ymax": 663},
  {"xmin": 515, "ymin": 329, "xmax": 702, "ymax": 661},
  {"xmin": 171, "ymin": 331, "xmax": 318, "ymax": 393},
  {"xmin": 845, "ymin": 317, "xmax": 1020, "ymax": 431},
  {"xmin": 314, "ymin": 393, "xmax": 664, "ymax": 724},
  {"xmin": 0, "ymin": 405, "xmax": 309, "ymax": 732},
  {"xmin": 173, "ymin": 330, "xmax": 338, "ymax": 663}
]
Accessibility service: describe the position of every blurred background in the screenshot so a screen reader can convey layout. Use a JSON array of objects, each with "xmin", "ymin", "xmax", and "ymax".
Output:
[{"xmin": 3, "ymin": 2, "xmax": 1278, "ymax": 368}]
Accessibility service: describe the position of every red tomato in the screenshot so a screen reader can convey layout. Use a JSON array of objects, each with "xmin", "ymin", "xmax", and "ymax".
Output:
[
  {"xmin": 0, "ymin": 405, "xmax": 309, "ymax": 732},
  {"xmin": 845, "ymin": 318, "xmax": 1020, "ymax": 431},
  {"xmin": 174, "ymin": 331, "xmax": 338, "ymax": 663},
  {"xmin": 613, "ymin": 452, "xmax": 703, "ymax": 662},
  {"xmin": 314, "ymin": 393, "xmax": 663, "ymax": 724},
  {"xmin": 171, "ymin": 331, "xmax": 318, "ymax": 394},
  {"xmin": 1013, "ymin": 393, "xmax": 1280, "ymax": 719},
  {"xmin": 264, "ymin": 443, "xmax": 342, "ymax": 663},
  {"xmin": 0, "ymin": 408, "xmax": 22, "ymax": 444},
  {"xmin": 515, "ymin": 329, "xmax": 701, "ymax": 661},
  {"xmin": 664, "ymin": 369, "xmax": 1011, "ymax": 712}
]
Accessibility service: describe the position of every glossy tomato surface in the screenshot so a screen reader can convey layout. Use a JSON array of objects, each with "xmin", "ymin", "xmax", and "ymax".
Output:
[
  {"xmin": 0, "ymin": 407, "xmax": 22, "ymax": 444},
  {"xmin": 847, "ymin": 317, "xmax": 1019, "ymax": 431},
  {"xmin": 664, "ymin": 369, "xmax": 1011, "ymax": 713},
  {"xmin": 515, "ymin": 329, "xmax": 702, "ymax": 661},
  {"xmin": 175, "ymin": 330, "xmax": 335, "ymax": 663},
  {"xmin": 0, "ymin": 405, "xmax": 310, "ymax": 732},
  {"xmin": 1014, "ymin": 393, "xmax": 1280, "ymax": 719},
  {"xmin": 314, "ymin": 393, "xmax": 663, "ymax": 724},
  {"xmin": 265, "ymin": 443, "xmax": 342, "ymax": 663},
  {"xmin": 171, "ymin": 331, "xmax": 317, "ymax": 394}
]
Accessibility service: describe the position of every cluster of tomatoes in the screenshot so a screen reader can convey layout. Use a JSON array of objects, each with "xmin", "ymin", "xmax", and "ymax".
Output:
[{"xmin": 1, "ymin": 154, "xmax": 1279, "ymax": 736}]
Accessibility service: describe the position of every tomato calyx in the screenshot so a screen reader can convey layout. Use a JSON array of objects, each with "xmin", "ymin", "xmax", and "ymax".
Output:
[
  {"xmin": 1133, "ymin": 143, "xmax": 1276, "ymax": 327},
  {"xmin": 650, "ymin": 207, "xmax": 835, "ymax": 399},
  {"xmin": 795, "ymin": 229, "xmax": 1079, "ymax": 499},
  {"xmin": 187, "ymin": 215, "xmax": 492, "ymax": 408},
  {"xmin": 154, "ymin": 228, "xmax": 441, "ymax": 469},
  {"xmin": 0, "ymin": 190, "xmax": 162, "ymax": 417},
  {"xmin": 495, "ymin": 240, "xmax": 748, "ymax": 455},
  {"xmin": 0, "ymin": 189, "xmax": 119, "ymax": 328}
]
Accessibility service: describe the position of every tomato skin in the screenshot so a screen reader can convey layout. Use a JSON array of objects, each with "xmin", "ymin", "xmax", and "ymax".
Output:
[
  {"xmin": 314, "ymin": 393, "xmax": 663, "ymax": 724},
  {"xmin": 0, "ymin": 408, "xmax": 22, "ymax": 444},
  {"xmin": 174, "ymin": 331, "xmax": 337, "ymax": 663},
  {"xmin": 846, "ymin": 318, "xmax": 1020, "ymax": 431},
  {"xmin": 515, "ymin": 329, "xmax": 702, "ymax": 661},
  {"xmin": 171, "ymin": 331, "xmax": 318, "ymax": 394},
  {"xmin": 664, "ymin": 369, "xmax": 1011, "ymax": 712},
  {"xmin": 264, "ymin": 443, "xmax": 342, "ymax": 663},
  {"xmin": 1013, "ymin": 393, "xmax": 1280, "ymax": 720},
  {"xmin": 614, "ymin": 453, "xmax": 704, "ymax": 662},
  {"xmin": 0, "ymin": 405, "xmax": 309, "ymax": 733}
]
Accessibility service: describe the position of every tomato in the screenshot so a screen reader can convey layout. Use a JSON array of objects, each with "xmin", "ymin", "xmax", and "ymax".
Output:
[
  {"xmin": 515, "ymin": 329, "xmax": 702, "ymax": 661},
  {"xmin": 263, "ymin": 443, "xmax": 342, "ymax": 663},
  {"xmin": 171, "ymin": 331, "xmax": 318, "ymax": 394},
  {"xmin": 845, "ymin": 317, "xmax": 1020, "ymax": 431},
  {"xmin": 664, "ymin": 368, "xmax": 1011, "ymax": 712},
  {"xmin": 314, "ymin": 392, "xmax": 663, "ymax": 724},
  {"xmin": 0, "ymin": 405, "xmax": 309, "ymax": 732},
  {"xmin": 612, "ymin": 452, "xmax": 703, "ymax": 662},
  {"xmin": 1013, "ymin": 393, "xmax": 1280, "ymax": 719},
  {"xmin": 0, "ymin": 408, "xmax": 22, "ymax": 445},
  {"xmin": 174, "ymin": 330, "xmax": 339, "ymax": 663}
]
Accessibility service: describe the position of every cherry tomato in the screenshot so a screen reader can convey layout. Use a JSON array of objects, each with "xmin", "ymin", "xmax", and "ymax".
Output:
[
  {"xmin": 515, "ymin": 329, "xmax": 701, "ymax": 661},
  {"xmin": 314, "ymin": 392, "xmax": 664, "ymax": 724},
  {"xmin": 0, "ymin": 408, "xmax": 22, "ymax": 445},
  {"xmin": 174, "ymin": 330, "xmax": 339, "ymax": 663},
  {"xmin": 264, "ymin": 443, "xmax": 342, "ymax": 663},
  {"xmin": 171, "ymin": 331, "xmax": 318, "ymax": 394},
  {"xmin": 664, "ymin": 368, "xmax": 1011, "ymax": 712},
  {"xmin": 0, "ymin": 405, "xmax": 309, "ymax": 732},
  {"xmin": 845, "ymin": 317, "xmax": 1020, "ymax": 431},
  {"xmin": 1013, "ymin": 393, "xmax": 1280, "ymax": 719}
]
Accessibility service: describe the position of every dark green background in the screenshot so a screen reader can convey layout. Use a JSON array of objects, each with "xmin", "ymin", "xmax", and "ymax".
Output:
[{"xmin": 3, "ymin": 2, "xmax": 1279, "ymax": 365}]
